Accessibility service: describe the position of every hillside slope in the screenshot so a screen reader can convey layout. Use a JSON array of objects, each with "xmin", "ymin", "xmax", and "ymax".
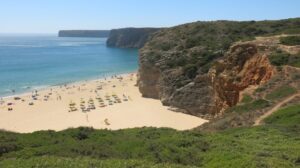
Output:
[{"xmin": 138, "ymin": 18, "xmax": 300, "ymax": 120}]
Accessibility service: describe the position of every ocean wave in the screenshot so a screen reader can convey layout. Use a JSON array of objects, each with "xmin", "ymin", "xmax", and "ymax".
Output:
[
  {"xmin": 21, "ymin": 86, "xmax": 31, "ymax": 89},
  {"xmin": 31, "ymin": 85, "xmax": 50, "ymax": 91}
]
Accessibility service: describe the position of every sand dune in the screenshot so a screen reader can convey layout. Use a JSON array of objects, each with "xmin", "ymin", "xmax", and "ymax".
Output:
[{"xmin": 0, "ymin": 73, "xmax": 207, "ymax": 133}]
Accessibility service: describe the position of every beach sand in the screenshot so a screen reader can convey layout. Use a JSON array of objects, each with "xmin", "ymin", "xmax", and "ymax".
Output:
[{"xmin": 0, "ymin": 73, "xmax": 208, "ymax": 133}]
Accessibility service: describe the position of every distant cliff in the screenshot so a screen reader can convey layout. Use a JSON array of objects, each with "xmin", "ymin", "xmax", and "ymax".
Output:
[
  {"xmin": 138, "ymin": 18, "xmax": 300, "ymax": 121},
  {"xmin": 106, "ymin": 28, "xmax": 160, "ymax": 48},
  {"xmin": 58, "ymin": 30, "xmax": 110, "ymax": 38}
]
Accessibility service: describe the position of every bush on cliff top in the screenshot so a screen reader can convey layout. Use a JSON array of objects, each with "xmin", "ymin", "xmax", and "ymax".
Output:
[
  {"xmin": 280, "ymin": 36, "xmax": 300, "ymax": 46},
  {"xmin": 269, "ymin": 49, "xmax": 300, "ymax": 68},
  {"xmin": 143, "ymin": 18, "xmax": 300, "ymax": 79}
]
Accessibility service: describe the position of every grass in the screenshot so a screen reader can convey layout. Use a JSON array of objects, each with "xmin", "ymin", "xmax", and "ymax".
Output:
[
  {"xmin": 264, "ymin": 104, "xmax": 300, "ymax": 126},
  {"xmin": 227, "ymin": 99, "xmax": 270, "ymax": 113},
  {"xmin": 240, "ymin": 94, "xmax": 253, "ymax": 104},
  {"xmin": 0, "ymin": 157, "xmax": 196, "ymax": 168},
  {"xmin": 265, "ymin": 85, "xmax": 297, "ymax": 101}
]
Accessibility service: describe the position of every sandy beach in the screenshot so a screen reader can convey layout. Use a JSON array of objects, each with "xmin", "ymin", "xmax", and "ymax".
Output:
[{"xmin": 0, "ymin": 73, "xmax": 207, "ymax": 133}]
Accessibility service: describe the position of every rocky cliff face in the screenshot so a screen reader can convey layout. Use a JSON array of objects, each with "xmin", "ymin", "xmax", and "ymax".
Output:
[
  {"xmin": 107, "ymin": 28, "xmax": 160, "ymax": 48},
  {"xmin": 210, "ymin": 43, "xmax": 275, "ymax": 115},
  {"xmin": 138, "ymin": 19, "xmax": 300, "ymax": 118},
  {"xmin": 58, "ymin": 30, "xmax": 110, "ymax": 38},
  {"xmin": 139, "ymin": 41, "xmax": 275, "ymax": 118}
]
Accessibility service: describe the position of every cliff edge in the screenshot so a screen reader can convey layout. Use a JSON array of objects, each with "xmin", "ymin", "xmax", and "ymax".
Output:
[{"xmin": 106, "ymin": 28, "xmax": 160, "ymax": 48}]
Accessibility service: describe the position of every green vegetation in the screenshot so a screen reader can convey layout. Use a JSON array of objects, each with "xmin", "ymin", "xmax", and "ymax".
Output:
[
  {"xmin": 183, "ymin": 64, "xmax": 198, "ymax": 78},
  {"xmin": 264, "ymin": 104, "xmax": 300, "ymax": 126},
  {"xmin": 1, "ymin": 104, "xmax": 299, "ymax": 168},
  {"xmin": 280, "ymin": 36, "xmax": 300, "ymax": 46},
  {"xmin": 241, "ymin": 94, "xmax": 254, "ymax": 104},
  {"xmin": 265, "ymin": 85, "xmax": 297, "ymax": 101},
  {"xmin": 0, "ymin": 157, "xmax": 195, "ymax": 168},
  {"xmin": 145, "ymin": 18, "xmax": 300, "ymax": 78},
  {"xmin": 227, "ymin": 99, "xmax": 270, "ymax": 113},
  {"xmin": 269, "ymin": 49, "xmax": 300, "ymax": 68},
  {"xmin": 0, "ymin": 127, "xmax": 208, "ymax": 167}
]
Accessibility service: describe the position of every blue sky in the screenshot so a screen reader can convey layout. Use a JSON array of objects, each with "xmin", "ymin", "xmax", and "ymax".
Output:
[{"xmin": 0, "ymin": 0, "xmax": 299, "ymax": 33}]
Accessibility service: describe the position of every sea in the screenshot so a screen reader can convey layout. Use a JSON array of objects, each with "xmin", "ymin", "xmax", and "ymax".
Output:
[{"xmin": 0, "ymin": 34, "xmax": 138, "ymax": 97}]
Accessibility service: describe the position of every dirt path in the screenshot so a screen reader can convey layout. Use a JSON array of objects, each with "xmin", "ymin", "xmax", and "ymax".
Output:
[{"xmin": 254, "ymin": 93, "xmax": 300, "ymax": 126}]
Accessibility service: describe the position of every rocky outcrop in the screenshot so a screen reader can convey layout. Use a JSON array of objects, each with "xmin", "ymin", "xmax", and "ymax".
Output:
[
  {"xmin": 139, "ymin": 41, "xmax": 276, "ymax": 118},
  {"xmin": 210, "ymin": 43, "xmax": 275, "ymax": 114},
  {"xmin": 58, "ymin": 30, "xmax": 110, "ymax": 38},
  {"xmin": 107, "ymin": 28, "xmax": 160, "ymax": 48},
  {"xmin": 138, "ymin": 19, "xmax": 300, "ymax": 118}
]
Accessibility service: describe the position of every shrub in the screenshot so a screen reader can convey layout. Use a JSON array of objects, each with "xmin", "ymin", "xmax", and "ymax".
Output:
[
  {"xmin": 269, "ymin": 50, "xmax": 300, "ymax": 68},
  {"xmin": 183, "ymin": 64, "xmax": 198, "ymax": 79},
  {"xmin": 72, "ymin": 127, "xmax": 94, "ymax": 140},
  {"xmin": 280, "ymin": 36, "xmax": 300, "ymax": 46},
  {"xmin": 269, "ymin": 50, "xmax": 290, "ymax": 66}
]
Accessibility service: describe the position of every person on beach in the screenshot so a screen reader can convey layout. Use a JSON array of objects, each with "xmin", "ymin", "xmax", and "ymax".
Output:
[{"xmin": 104, "ymin": 118, "xmax": 110, "ymax": 126}]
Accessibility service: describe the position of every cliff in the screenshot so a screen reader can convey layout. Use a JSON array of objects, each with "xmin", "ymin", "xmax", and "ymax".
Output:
[
  {"xmin": 138, "ymin": 18, "xmax": 300, "ymax": 119},
  {"xmin": 106, "ymin": 28, "xmax": 160, "ymax": 48},
  {"xmin": 58, "ymin": 30, "xmax": 110, "ymax": 38}
]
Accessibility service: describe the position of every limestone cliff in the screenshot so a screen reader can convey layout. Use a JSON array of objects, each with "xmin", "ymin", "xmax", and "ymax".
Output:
[
  {"xmin": 138, "ymin": 18, "xmax": 300, "ymax": 118},
  {"xmin": 107, "ymin": 28, "xmax": 160, "ymax": 48}
]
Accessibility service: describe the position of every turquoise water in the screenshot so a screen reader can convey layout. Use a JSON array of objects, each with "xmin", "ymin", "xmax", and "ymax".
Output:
[{"xmin": 0, "ymin": 35, "xmax": 138, "ymax": 97}]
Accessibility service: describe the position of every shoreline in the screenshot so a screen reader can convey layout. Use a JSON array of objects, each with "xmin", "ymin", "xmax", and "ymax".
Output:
[
  {"xmin": 1, "ymin": 70, "xmax": 137, "ymax": 99},
  {"xmin": 0, "ymin": 72, "xmax": 207, "ymax": 133}
]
